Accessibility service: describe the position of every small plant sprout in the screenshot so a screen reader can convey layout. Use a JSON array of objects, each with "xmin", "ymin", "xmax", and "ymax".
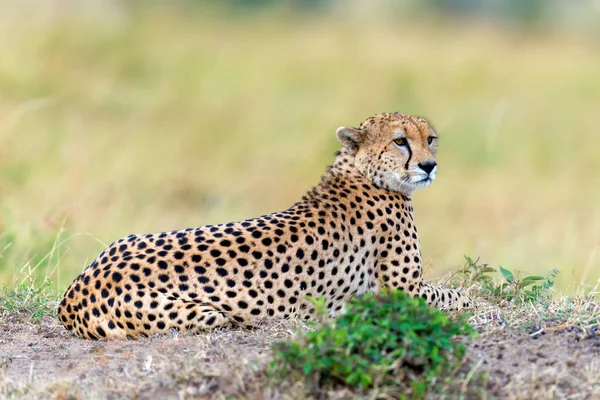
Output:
[{"xmin": 457, "ymin": 256, "xmax": 560, "ymax": 303}]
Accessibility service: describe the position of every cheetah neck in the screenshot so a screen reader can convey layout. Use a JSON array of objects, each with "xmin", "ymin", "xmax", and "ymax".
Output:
[{"xmin": 302, "ymin": 149, "xmax": 411, "ymax": 207}]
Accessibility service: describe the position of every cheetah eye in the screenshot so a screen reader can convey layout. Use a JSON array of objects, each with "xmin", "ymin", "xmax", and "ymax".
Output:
[
  {"xmin": 427, "ymin": 136, "xmax": 436, "ymax": 145},
  {"xmin": 393, "ymin": 138, "xmax": 408, "ymax": 147}
]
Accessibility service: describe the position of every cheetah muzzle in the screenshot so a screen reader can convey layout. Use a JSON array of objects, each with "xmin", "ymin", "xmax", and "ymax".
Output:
[{"xmin": 58, "ymin": 112, "xmax": 472, "ymax": 340}]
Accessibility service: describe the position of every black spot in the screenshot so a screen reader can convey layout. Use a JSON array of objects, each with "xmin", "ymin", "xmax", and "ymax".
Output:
[
  {"xmin": 187, "ymin": 311, "xmax": 197, "ymax": 320},
  {"xmin": 195, "ymin": 266, "xmax": 206, "ymax": 274},
  {"xmin": 112, "ymin": 272, "xmax": 122, "ymax": 283},
  {"xmin": 216, "ymin": 258, "xmax": 227, "ymax": 266}
]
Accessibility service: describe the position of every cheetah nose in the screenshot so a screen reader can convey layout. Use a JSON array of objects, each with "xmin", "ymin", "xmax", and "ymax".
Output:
[{"xmin": 418, "ymin": 162, "xmax": 437, "ymax": 175}]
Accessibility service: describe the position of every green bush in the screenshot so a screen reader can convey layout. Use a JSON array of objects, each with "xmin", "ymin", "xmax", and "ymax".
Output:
[{"xmin": 270, "ymin": 290, "xmax": 473, "ymax": 397}]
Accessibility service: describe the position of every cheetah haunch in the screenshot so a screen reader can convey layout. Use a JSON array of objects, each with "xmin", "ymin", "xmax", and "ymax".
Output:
[{"xmin": 58, "ymin": 112, "xmax": 471, "ymax": 340}]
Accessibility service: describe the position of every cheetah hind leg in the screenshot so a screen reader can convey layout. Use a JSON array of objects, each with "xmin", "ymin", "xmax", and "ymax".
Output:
[
  {"xmin": 418, "ymin": 283, "xmax": 472, "ymax": 310},
  {"xmin": 178, "ymin": 303, "xmax": 232, "ymax": 333},
  {"xmin": 131, "ymin": 302, "xmax": 232, "ymax": 337}
]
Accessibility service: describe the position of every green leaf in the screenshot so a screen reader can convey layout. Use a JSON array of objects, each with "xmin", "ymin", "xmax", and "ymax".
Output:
[
  {"xmin": 499, "ymin": 266, "xmax": 514, "ymax": 283},
  {"xmin": 519, "ymin": 276, "xmax": 545, "ymax": 288},
  {"xmin": 302, "ymin": 363, "xmax": 313, "ymax": 375}
]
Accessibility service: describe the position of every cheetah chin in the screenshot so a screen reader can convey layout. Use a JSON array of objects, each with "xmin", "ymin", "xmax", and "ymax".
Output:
[{"xmin": 58, "ymin": 112, "xmax": 472, "ymax": 340}]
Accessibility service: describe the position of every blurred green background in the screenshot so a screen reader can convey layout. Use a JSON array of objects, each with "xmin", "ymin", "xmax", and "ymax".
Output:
[{"xmin": 0, "ymin": 0, "xmax": 599, "ymax": 294}]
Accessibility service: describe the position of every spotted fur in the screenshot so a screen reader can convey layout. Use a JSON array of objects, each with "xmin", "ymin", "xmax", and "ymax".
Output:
[{"xmin": 58, "ymin": 112, "xmax": 471, "ymax": 340}]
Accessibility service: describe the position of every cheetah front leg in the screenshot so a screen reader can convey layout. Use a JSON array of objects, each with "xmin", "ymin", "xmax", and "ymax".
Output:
[
  {"xmin": 418, "ymin": 283, "xmax": 472, "ymax": 310},
  {"xmin": 374, "ymin": 258, "xmax": 471, "ymax": 311}
]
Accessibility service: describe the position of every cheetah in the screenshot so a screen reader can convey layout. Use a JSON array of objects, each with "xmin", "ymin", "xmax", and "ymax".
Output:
[{"xmin": 58, "ymin": 112, "xmax": 471, "ymax": 340}]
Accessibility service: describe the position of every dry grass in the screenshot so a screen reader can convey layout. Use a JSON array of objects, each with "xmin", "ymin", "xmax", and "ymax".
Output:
[{"xmin": 1, "ymin": 278, "xmax": 599, "ymax": 399}]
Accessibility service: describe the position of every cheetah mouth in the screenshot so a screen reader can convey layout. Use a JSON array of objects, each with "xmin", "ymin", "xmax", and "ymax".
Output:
[
  {"xmin": 411, "ymin": 177, "xmax": 433, "ymax": 187},
  {"xmin": 399, "ymin": 174, "xmax": 434, "ymax": 192}
]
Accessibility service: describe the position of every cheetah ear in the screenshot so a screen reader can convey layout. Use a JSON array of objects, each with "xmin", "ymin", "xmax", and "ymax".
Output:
[{"xmin": 336, "ymin": 126, "xmax": 365, "ymax": 150}]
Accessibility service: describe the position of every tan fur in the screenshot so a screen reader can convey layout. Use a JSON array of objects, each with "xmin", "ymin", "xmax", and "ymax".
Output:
[{"xmin": 58, "ymin": 112, "xmax": 470, "ymax": 340}]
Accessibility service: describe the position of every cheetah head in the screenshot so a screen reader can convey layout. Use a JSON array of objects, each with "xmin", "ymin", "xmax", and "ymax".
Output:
[{"xmin": 336, "ymin": 112, "xmax": 438, "ymax": 196}]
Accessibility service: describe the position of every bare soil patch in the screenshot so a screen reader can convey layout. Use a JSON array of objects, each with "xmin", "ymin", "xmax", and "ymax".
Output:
[
  {"xmin": 0, "ymin": 315, "xmax": 308, "ymax": 399},
  {"xmin": 469, "ymin": 325, "xmax": 600, "ymax": 399},
  {"xmin": 1, "ymin": 313, "xmax": 599, "ymax": 399}
]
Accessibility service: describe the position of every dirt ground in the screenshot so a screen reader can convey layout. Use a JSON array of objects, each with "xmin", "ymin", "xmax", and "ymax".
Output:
[
  {"xmin": 469, "ymin": 325, "xmax": 600, "ymax": 399},
  {"xmin": 1, "ymin": 311, "xmax": 599, "ymax": 400},
  {"xmin": 0, "ymin": 314, "xmax": 309, "ymax": 400}
]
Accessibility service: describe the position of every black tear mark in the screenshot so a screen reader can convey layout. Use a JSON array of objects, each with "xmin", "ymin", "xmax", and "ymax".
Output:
[{"xmin": 404, "ymin": 141, "xmax": 413, "ymax": 171}]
